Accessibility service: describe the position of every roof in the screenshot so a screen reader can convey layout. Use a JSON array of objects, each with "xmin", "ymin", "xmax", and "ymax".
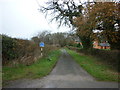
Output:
[{"xmin": 99, "ymin": 43, "xmax": 110, "ymax": 46}]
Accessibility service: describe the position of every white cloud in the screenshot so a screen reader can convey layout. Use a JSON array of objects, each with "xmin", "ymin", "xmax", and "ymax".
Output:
[{"xmin": 0, "ymin": 0, "xmax": 70, "ymax": 39}]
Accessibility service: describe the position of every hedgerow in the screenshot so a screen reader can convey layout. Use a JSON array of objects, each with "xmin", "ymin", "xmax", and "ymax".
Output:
[{"xmin": 2, "ymin": 35, "xmax": 40, "ymax": 66}]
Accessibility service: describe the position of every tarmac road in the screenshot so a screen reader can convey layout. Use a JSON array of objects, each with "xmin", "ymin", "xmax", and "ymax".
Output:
[{"xmin": 4, "ymin": 49, "xmax": 119, "ymax": 88}]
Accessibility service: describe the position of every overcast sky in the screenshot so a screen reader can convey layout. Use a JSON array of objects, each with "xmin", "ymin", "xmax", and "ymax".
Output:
[
  {"xmin": 0, "ymin": 0, "xmax": 72, "ymax": 39},
  {"xmin": 1, "ymin": 0, "xmax": 117, "ymax": 39}
]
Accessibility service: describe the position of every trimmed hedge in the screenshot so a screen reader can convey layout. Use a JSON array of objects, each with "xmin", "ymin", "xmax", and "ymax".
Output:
[
  {"xmin": 2, "ymin": 35, "xmax": 58, "ymax": 66},
  {"xmin": 2, "ymin": 35, "xmax": 40, "ymax": 66},
  {"xmin": 80, "ymin": 49, "xmax": 119, "ymax": 64},
  {"xmin": 2, "ymin": 35, "xmax": 18, "ymax": 61},
  {"xmin": 67, "ymin": 46, "xmax": 120, "ymax": 72}
]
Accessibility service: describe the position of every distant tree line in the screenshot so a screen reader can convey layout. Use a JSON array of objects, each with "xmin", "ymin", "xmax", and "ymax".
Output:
[{"xmin": 31, "ymin": 31, "xmax": 81, "ymax": 47}]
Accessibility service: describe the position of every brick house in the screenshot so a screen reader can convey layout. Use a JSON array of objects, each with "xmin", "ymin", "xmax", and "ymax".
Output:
[{"xmin": 93, "ymin": 41, "xmax": 110, "ymax": 49}]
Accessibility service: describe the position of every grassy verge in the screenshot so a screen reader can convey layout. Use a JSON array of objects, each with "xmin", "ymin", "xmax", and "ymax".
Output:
[
  {"xmin": 66, "ymin": 48, "xmax": 119, "ymax": 82},
  {"xmin": 3, "ymin": 49, "xmax": 61, "ymax": 83}
]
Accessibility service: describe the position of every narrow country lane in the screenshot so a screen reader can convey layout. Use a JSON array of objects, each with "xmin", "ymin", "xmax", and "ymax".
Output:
[{"xmin": 4, "ymin": 49, "xmax": 119, "ymax": 88}]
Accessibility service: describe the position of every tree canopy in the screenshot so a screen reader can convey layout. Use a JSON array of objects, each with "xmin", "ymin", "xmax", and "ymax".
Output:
[
  {"xmin": 75, "ymin": 2, "xmax": 120, "ymax": 50},
  {"xmin": 40, "ymin": 0, "xmax": 120, "ymax": 50}
]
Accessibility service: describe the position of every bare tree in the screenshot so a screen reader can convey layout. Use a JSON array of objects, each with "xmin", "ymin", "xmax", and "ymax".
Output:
[{"xmin": 40, "ymin": 0, "xmax": 83, "ymax": 27}]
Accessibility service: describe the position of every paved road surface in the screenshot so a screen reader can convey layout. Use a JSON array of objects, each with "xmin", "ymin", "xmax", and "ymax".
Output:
[{"xmin": 4, "ymin": 49, "xmax": 119, "ymax": 88}]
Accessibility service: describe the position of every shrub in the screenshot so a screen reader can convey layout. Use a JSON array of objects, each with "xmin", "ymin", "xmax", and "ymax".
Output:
[
  {"xmin": 2, "ymin": 35, "xmax": 18, "ymax": 61},
  {"xmin": 67, "ymin": 46, "xmax": 120, "ymax": 72},
  {"xmin": 2, "ymin": 35, "xmax": 40, "ymax": 65},
  {"xmin": 2, "ymin": 35, "xmax": 59, "ymax": 66},
  {"xmin": 79, "ymin": 48, "xmax": 120, "ymax": 71}
]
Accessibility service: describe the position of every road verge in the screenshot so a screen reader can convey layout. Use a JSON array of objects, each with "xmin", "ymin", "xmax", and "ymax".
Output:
[
  {"xmin": 3, "ymin": 49, "xmax": 61, "ymax": 85},
  {"xmin": 66, "ymin": 48, "xmax": 119, "ymax": 82}
]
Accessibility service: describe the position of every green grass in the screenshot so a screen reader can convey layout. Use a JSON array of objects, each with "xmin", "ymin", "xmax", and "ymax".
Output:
[
  {"xmin": 3, "ymin": 50, "xmax": 61, "ymax": 83},
  {"xmin": 66, "ymin": 48, "xmax": 119, "ymax": 82}
]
